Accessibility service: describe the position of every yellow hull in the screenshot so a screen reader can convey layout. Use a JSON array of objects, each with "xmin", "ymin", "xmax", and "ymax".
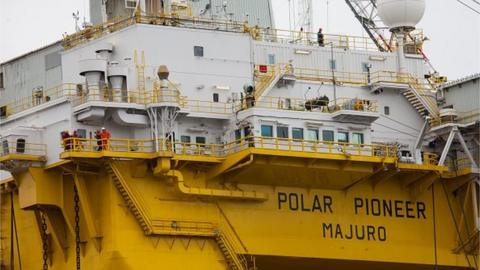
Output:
[{"xmin": 1, "ymin": 157, "xmax": 477, "ymax": 270}]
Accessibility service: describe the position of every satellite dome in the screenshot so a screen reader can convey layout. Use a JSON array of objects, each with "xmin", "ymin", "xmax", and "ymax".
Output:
[{"xmin": 377, "ymin": 0, "xmax": 425, "ymax": 30}]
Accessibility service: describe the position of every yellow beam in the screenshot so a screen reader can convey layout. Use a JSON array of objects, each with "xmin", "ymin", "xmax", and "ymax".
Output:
[
  {"xmin": 60, "ymin": 150, "xmax": 172, "ymax": 160},
  {"xmin": 167, "ymin": 170, "xmax": 267, "ymax": 201},
  {"xmin": 398, "ymin": 163, "xmax": 447, "ymax": 173},
  {"xmin": 0, "ymin": 154, "xmax": 46, "ymax": 162},
  {"xmin": 206, "ymin": 150, "xmax": 252, "ymax": 180},
  {"xmin": 73, "ymin": 173, "xmax": 103, "ymax": 251}
]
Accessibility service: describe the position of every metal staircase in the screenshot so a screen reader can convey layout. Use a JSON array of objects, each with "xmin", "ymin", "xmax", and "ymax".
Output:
[
  {"xmin": 403, "ymin": 75, "xmax": 439, "ymax": 118},
  {"xmin": 254, "ymin": 66, "xmax": 284, "ymax": 101},
  {"xmin": 105, "ymin": 160, "xmax": 153, "ymax": 234},
  {"xmin": 106, "ymin": 160, "xmax": 252, "ymax": 269},
  {"xmin": 215, "ymin": 232, "xmax": 249, "ymax": 270}
]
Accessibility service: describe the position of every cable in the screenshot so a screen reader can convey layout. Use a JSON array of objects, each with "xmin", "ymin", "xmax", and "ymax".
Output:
[
  {"xmin": 456, "ymin": 0, "xmax": 480, "ymax": 14},
  {"xmin": 467, "ymin": 0, "xmax": 480, "ymax": 6}
]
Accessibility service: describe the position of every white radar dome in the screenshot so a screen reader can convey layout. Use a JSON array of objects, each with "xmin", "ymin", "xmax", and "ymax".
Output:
[{"xmin": 377, "ymin": 0, "xmax": 425, "ymax": 30}]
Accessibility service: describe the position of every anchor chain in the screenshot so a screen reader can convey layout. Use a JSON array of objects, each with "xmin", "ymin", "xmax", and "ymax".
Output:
[
  {"xmin": 74, "ymin": 186, "xmax": 81, "ymax": 270},
  {"xmin": 40, "ymin": 212, "xmax": 48, "ymax": 270}
]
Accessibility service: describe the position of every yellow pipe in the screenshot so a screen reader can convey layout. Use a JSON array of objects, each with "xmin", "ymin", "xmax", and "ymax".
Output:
[
  {"xmin": 166, "ymin": 170, "xmax": 267, "ymax": 201},
  {"xmin": 224, "ymin": 155, "xmax": 254, "ymax": 174}
]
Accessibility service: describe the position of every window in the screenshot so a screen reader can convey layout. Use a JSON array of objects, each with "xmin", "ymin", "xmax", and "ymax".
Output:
[
  {"xmin": 234, "ymin": 129, "xmax": 242, "ymax": 141},
  {"xmin": 213, "ymin": 93, "xmax": 219, "ymax": 102},
  {"xmin": 125, "ymin": 0, "xmax": 137, "ymax": 8},
  {"xmin": 337, "ymin": 132, "xmax": 349, "ymax": 143},
  {"xmin": 384, "ymin": 106, "xmax": 390, "ymax": 115},
  {"xmin": 261, "ymin": 125, "xmax": 273, "ymax": 137},
  {"xmin": 76, "ymin": 129, "xmax": 87, "ymax": 139},
  {"xmin": 329, "ymin": 59, "xmax": 336, "ymax": 70},
  {"xmin": 0, "ymin": 106, "xmax": 6, "ymax": 118},
  {"xmin": 307, "ymin": 129, "xmax": 319, "ymax": 141},
  {"xmin": 195, "ymin": 136, "xmax": 206, "ymax": 144},
  {"xmin": 16, "ymin": 138, "xmax": 26, "ymax": 153},
  {"xmin": 322, "ymin": 130, "xmax": 334, "ymax": 142},
  {"xmin": 292, "ymin": 128, "xmax": 304, "ymax": 140},
  {"xmin": 268, "ymin": 54, "xmax": 276, "ymax": 65},
  {"xmin": 0, "ymin": 72, "xmax": 4, "ymax": 88},
  {"xmin": 194, "ymin": 46, "xmax": 204, "ymax": 57},
  {"xmin": 181, "ymin": 136, "xmax": 191, "ymax": 143},
  {"xmin": 352, "ymin": 133, "xmax": 364, "ymax": 144},
  {"xmin": 277, "ymin": 126, "xmax": 289, "ymax": 138}
]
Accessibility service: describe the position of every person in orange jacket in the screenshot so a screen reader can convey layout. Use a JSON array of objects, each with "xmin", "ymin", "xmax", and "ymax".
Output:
[{"xmin": 100, "ymin": 127, "xmax": 111, "ymax": 150}]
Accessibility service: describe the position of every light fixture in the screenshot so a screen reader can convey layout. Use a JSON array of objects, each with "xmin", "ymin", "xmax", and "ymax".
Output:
[
  {"xmin": 295, "ymin": 49, "xmax": 311, "ymax": 55},
  {"xmin": 369, "ymin": 56, "xmax": 386, "ymax": 61},
  {"xmin": 214, "ymin": 85, "xmax": 231, "ymax": 90}
]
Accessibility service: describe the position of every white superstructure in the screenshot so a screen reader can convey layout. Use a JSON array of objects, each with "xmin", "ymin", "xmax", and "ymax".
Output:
[{"xmin": 0, "ymin": 0, "xmax": 477, "ymax": 175}]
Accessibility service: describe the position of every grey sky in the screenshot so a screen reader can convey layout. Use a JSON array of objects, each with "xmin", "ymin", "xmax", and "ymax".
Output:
[{"xmin": 1, "ymin": 0, "xmax": 479, "ymax": 80}]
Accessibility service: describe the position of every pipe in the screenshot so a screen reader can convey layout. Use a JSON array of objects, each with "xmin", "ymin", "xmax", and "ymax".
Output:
[
  {"xmin": 166, "ymin": 170, "xmax": 267, "ymax": 201},
  {"xmin": 109, "ymin": 76, "xmax": 124, "ymax": 102},
  {"xmin": 84, "ymin": 71, "xmax": 103, "ymax": 101},
  {"xmin": 224, "ymin": 155, "xmax": 254, "ymax": 174}
]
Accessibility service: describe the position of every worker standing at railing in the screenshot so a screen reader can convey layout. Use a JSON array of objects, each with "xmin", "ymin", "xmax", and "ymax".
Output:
[
  {"xmin": 61, "ymin": 130, "xmax": 71, "ymax": 151},
  {"xmin": 317, "ymin": 28, "xmax": 324, "ymax": 47},
  {"xmin": 72, "ymin": 130, "xmax": 80, "ymax": 151},
  {"xmin": 95, "ymin": 130, "xmax": 102, "ymax": 151},
  {"xmin": 100, "ymin": 127, "xmax": 111, "ymax": 150}
]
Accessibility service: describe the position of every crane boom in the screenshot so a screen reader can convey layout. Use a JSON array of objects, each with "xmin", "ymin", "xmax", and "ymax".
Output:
[{"xmin": 344, "ymin": 0, "xmax": 391, "ymax": 52}]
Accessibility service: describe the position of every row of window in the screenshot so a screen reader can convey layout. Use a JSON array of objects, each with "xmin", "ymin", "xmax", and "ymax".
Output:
[
  {"xmin": 260, "ymin": 125, "xmax": 364, "ymax": 144},
  {"xmin": 180, "ymin": 135, "xmax": 206, "ymax": 144}
]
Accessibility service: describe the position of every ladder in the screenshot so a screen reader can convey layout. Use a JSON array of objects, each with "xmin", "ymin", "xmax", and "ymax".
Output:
[
  {"xmin": 254, "ymin": 66, "xmax": 284, "ymax": 101},
  {"xmin": 215, "ymin": 233, "xmax": 249, "ymax": 270},
  {"xmin": 134, "ymin": 50, "xmax": 146, "ymax": 99},
  {"xmin": 403, "ymin": 75, "xmax": 439, "ymax": 118},
  {"xmin": 105, "ymin": 160, "xmax": 153, "ymax": 234}
]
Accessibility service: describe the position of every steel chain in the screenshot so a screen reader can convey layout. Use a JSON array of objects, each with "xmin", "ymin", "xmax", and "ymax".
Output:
[
  {"xmin": 74, "ymin": 186, "xmax": 81, "ymax": 270},
  {"xmin": 40, "ymin": 212, "xmax": 48, "ymax": 270}
]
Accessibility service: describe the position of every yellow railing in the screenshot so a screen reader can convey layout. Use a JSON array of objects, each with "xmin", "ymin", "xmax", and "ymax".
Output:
[
  {"xmin": 62, "ymin": 14, "xmax": 382, "ymax": 52},
  {"xmin": 0, "ymin": 140, "xmax": 47, "ymax": 158},
  {"xmin": 1, "ymin": 84, "xmax": 77, "ymax": 117},
  {"xmin": 184, "ymin": 100, "xmax": 233, "ymax": 115},
  {"xmin": 238, "ymin": 96, "xmax": 378, "ymax": 113},
  {"xmin": 63, "ymin": 15, "xmax": 246, "ymax": 49},
  {"xmin": 253, "ymin": 65, "xmax": 280, "ymax": 100},
  {"xmin": 255, "ymin": 28, "xmax": 379, "ymax": 51},
  {"xmin": 62, "ymin": 136, "xmax": 397, "ymax": 160},
  {"xmin": 61, "ymin": 137, "xmax": 156, "ymax": 153},
  {"xmin": 330, "ymin": 98, "xmax": 378, "ymax": 113},
  {"xmin": 255, "ymin": 64, "xmax": 368, "ymax": 86},
  {"xmin": 423, "ymin": 152, "xmax": 439, "ymax": 166},
  {"xmin": 430, "ymin": 109, "xmax": 480, "ymax": 127},
  {"xmin": 446, "ymin": 158, "xmax": 476, "ymax": 172}
]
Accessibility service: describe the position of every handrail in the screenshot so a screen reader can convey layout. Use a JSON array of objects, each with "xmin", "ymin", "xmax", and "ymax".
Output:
[
  {"xmin": 0, "ymin": 67, "xmax": 434, "ymax": 119},
  {"xmin": 237, "ymin": 96, "xmax": 378, "ymax": 113},
  {"xmin": 61, "ymin": 136, "xmax": 398, "ymax": 160},
  {"xmin": 430, "ymin": 109, "xmax": 480, "ymax": 127},
  {"xmin": 62, "ymin": 14, "xmax": 383, "ymax": 52},
  {"xmin": 0, "ymin": 141, "xmax": 47, "ymax": 157},
  {"xmin": 0, "ymin": 84, "xmax": 78, "ymax": 117}
]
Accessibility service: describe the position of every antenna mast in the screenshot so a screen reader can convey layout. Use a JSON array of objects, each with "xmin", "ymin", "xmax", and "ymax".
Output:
[{"xmin": 293, "ymin": 0, "xmax": 314, "ymax": 32}]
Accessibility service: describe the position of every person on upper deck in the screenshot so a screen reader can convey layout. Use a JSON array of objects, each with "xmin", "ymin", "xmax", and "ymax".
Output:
[
  {"xmin": 100, "ymin": 127, "xmax": 111, "ymax": 150},
  {"xmin": 317, "ymin": 28, "xmax": 324, "ymax": 47}
]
